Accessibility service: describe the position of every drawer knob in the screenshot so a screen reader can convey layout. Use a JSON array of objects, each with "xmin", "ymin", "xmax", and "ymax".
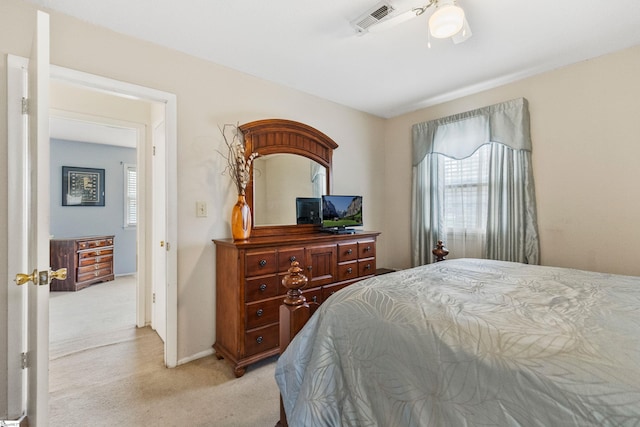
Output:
[
  {"xmin": 95, "ymin": 265, "xmax": 99, "ymax": 270},
  {"xmin": 94, "ymin": 271, "xmax": 99, "ymax": 277},
  {"xmin": 256, "ymin": 308, "xmax": 264, "ymax": 317},
  {"xmin": 259, "ymin": 284, "xmax": 267, "ymax": 292},
  {"xmin": 346, "ymin": 249, "xmax": 352, "ymax": 255},
  {"xmin": 312, "ymin": 296, "xmax": 318, "ymax": 303},
  {"xmin": 365, "ymin": 264, "xmax": 371, "ymax": 270},
  {"xmin": 256, "ymin": 336, "xmax": 263, "ymax": 344},
  {"xmin": 259, "ymin": 259, "xmax": 267, "ymax": 267},
  {"xmin": 346, "ymin": 267, "xmax": 352, "ymax": 274},
  {"xmin": 96, "ymin": 250, "xmax": 101, "ymax": 255},
  {"xmin": 289, "ymin": 255, "xmax": 296, "ymax": 262},
  {"xmin": 365, "ymin": 246, "xmax": 371, "ymax": 252}
]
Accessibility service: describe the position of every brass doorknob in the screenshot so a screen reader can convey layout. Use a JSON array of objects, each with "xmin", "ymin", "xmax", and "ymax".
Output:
[
  {"xmin": 15, "ymin": 269, "xmax": 38, "ymax": 286},
  {"xmin": 50, "ymin": 268, "xmax": 67, "ymax": 281}
]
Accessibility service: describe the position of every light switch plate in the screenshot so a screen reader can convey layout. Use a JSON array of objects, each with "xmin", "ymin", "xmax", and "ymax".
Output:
[{"xmin": 196, "ymin": 201, "xmax": 207, "ymax": 217}]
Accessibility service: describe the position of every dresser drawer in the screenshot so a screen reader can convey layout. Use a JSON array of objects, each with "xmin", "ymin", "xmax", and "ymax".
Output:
[
  {"xmin": 304, "ymin": 287, "xmax": 323, "ymax": 305},
  {"xmin": 359, "ymin": 258, "xmax": 376, "ymax": 277},
  {"xmin": 245, "ymin": 275, "xmax": 279, "ymax": 302},
  {"xmin": 77, "ymin": 238, "xmax": 113, "ymax": 250},
  {"xmin": 322, "ymin": 282, "xmax": 350, "ymax": 301},
  {"xmin": 245, "ymin": 250, "xmax": 277, "ymax": 277},
  {"xmin": 77, "ymin": 267, "xmax": 112, "ymax": 283},
  {"xmin": 78, "ymin": 248, "xmax": 113, "ymax": 260},
  {"xmin": 358, "ymin": 241, "xmax": 376, "ymax": 259},
  {"xmin": 244, "ymin": 324, "xmax": 279, "ymax": 357},
  {"xmin": 338, "ymin": 242, "xmax": 358, "ymax": 262},
  {"xmin": 278, "ymin": 247, "xmax": 305, "ymax": 272},
  {"xmin": 245, "ymin": 298, "xmax": 281, "ymax": 330},
  {"xmin": 338, "ymin": 261, "xmax": 359, "ymax": 282},
  {"xmin": 77, "ymin": 261, "xmax": 112, "ymax": 275},
  {"xmin": 78, "ymin": 253, "xmax": 113, "ymax": 267}
]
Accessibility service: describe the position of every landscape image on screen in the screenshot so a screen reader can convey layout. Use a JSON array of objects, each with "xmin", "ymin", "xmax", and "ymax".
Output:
[{"xmin": 322, "ymin": 195, "xmax": 363, "ymax": 228}]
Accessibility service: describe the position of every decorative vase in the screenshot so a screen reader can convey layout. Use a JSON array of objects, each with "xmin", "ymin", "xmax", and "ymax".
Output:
[{"xmin": 231, "ymin": 194, "xmax": 252, "ymax": 240}]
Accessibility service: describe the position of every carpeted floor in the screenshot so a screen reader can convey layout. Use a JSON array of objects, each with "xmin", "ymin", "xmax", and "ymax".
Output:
[{"xmin": 49, "ymin": 276, "xmax": 279, "ymax": 426}]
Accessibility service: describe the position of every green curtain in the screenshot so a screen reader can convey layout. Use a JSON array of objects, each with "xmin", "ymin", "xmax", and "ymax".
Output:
[{"xmin": 411, "ymin": 98, "xmax": 540, "ymax": 266}]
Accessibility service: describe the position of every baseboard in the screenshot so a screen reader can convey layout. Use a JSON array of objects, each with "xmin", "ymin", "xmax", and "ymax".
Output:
[{"xmin": 177, "ymin": 347, "xmax": 214, "ymax": 366}]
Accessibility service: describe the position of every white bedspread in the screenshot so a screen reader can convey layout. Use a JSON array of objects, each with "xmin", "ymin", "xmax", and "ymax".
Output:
[{"xmin": 275, "ymin": 259, "xmax": 640, "ymax": 426}]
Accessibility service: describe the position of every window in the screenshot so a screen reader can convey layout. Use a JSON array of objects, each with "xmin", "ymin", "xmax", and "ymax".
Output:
[
  {"xmin": 411, "ymin": 98, "xmax": 539, "ymax": 266},
  {"xmin": 442, "ymin": 145, "xmax": 489, "ymax": 232},
  {"xmin": 123, "ymin": 163, "xmax": 137, "ymax": 228}
]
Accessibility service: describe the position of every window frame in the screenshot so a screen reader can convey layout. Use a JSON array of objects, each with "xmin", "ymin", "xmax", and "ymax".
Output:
[{"xmin": 123, "ymin": 162, "xmax": 137, "ymax": 229}]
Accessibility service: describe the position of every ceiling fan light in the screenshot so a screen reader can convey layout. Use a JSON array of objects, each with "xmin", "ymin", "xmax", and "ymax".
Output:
[{"xmin": 429, "ymin": 4, "xmax": 465, "ymax": 38}]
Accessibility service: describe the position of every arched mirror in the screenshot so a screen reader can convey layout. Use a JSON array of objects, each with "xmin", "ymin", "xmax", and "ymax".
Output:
[{"xmin": 240, "ymin": 119, "xmax": 338, "ymax": 237}]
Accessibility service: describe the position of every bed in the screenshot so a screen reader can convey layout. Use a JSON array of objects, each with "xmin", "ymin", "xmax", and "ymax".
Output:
[{"xmin": 275, "ymin": 258, "xmax": 640, "ymax": 426}]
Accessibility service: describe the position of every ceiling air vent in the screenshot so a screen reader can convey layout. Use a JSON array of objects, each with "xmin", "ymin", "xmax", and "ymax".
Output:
[{"xmin": 352, "ymin": 2, "xmax": 396, "ymax": 33}]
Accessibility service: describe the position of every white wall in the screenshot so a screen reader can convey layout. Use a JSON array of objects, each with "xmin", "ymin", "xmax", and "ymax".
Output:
[
  {"xmin": 0, "ymin": 0, "xmax": 386, "ymax": 381},
  {"xmin": 384, "ymin": 45, "xmax": 640, "ymax": 276}
]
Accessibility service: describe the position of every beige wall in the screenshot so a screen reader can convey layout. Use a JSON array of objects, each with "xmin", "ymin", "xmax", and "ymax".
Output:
[
  {"xmin": 385, "ymin": 45, "xmax": 640, "ymax": 276},
  {"xmin": 2, "ymin": 0, "xmax": 639, "ymax": 398},
  {"xmin": 0, "ymin": 0, "xmax": 386, "ymax": 375}
]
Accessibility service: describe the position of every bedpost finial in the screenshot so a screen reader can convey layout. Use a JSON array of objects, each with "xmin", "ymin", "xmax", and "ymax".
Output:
[
  {"xmin": 432, "ymin": 240, "xmax": 449, "ymax": 262},
  {"xmin": 282, "ymin": 261, "xmax": 309, "ymax": 306}
]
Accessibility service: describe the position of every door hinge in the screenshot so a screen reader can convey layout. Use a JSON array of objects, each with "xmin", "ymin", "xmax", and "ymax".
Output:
[
  {"xmin": 153, "ymin": 146, "xmax": 156, "ymax": 156},
  {"xmin": 21, "ymin": 97, "xmax": 28, "ymax": 115},
  {"xmin": 166, "ymin": 242, "xmax": 170, "ymax": 251},
  {"xmin": 21, "ymin": 352, "xmax": 28, "ymax": 369},
  {"xmin": 152, "ymin": 293, "xmax": 156, "ymax": 303}
]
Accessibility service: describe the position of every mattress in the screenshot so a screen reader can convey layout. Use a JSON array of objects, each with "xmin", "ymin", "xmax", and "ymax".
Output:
[{"xmin": 275, "ymin": 258, "xmax": 640, "ymax": 426}]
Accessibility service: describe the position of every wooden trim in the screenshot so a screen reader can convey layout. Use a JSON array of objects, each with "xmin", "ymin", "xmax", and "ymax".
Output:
[{"xmin": 239, "ymin": 119, "xmax": 338, "ymax": 238}]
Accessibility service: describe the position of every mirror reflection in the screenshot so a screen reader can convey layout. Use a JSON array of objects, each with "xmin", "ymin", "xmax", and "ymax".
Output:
[{"xmin": 253, "ymin": 154, "xmax": 327, "ymax": 226}]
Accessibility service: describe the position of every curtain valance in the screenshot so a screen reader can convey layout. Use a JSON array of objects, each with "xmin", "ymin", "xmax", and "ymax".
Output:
[{"xmin": 412, "ymin": 98, "xmax": 531, "ymax": 165}]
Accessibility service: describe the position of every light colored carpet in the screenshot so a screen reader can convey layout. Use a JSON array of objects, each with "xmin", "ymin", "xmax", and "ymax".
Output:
[{"xmin": 49, "ymin": 276, "xmax": 279, "ymax": 426}]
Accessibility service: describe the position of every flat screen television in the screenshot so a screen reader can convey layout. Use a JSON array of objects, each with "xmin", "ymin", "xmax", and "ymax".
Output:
[
  {"xmin": 321, "ymin": 195, "xmax": 363, "ymax": 232},
  {"xmin": 296, "ymin": 197, "xmax": 322, "ymax": 225}
]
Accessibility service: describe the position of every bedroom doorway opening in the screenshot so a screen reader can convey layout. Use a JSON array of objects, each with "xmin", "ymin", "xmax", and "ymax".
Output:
[{"xmin": 47, "ymin": 65, "xmax": 178, "ymax": 368}]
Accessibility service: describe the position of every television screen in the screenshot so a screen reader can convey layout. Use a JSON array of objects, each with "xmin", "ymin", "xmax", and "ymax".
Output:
[
  {"xmin": 322, "ymin": 195, "xmax": 363, "ymax": 228},
  {"xmin": 296, "ymin": 197, "xmax": 322, "ymax": 225}
]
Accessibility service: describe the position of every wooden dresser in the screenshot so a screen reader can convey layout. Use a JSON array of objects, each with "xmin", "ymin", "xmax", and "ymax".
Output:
[
  {"xmin": 50, "ymin": 235, "xmax": 115, "ymax": 291},
  {"xmin": 213, "ymin": 231, "xmax": 380, "ymax": 377}
]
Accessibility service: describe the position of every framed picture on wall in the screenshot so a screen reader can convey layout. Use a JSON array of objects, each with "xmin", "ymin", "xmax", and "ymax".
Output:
[{"xmin": 62, "ymin": 166, "xmax": 105, "ymax": 206}]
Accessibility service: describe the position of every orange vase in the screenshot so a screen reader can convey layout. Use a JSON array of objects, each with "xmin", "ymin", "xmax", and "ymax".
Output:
[{"xmin": 231, "ymin": 194, "xmax": 252, "ymax": 240}]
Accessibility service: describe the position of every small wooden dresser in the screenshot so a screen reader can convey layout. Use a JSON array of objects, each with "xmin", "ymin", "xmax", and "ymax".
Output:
[
  {"xmin": 50, "ymin": 235, "xmax": 115, "ymax": 291},
  {"xmin": 213, "ymin": 231, "xmax": 380, "ymax": 377}
]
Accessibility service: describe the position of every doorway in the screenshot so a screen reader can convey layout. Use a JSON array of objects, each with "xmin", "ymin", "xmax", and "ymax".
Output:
[
  {"xmin": 6, "ymin": 56, "xmax": 178, "ymax": 423},
  {"xmin": 47, "ymin": 64, "xmax": 178, "ymax": 366},
  {"xmin": 48, "ymin": 103, "xmax": 145, "ymax": 363}
]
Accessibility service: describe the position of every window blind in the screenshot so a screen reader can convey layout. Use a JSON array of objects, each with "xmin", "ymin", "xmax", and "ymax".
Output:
[{"xmin": 124, "ymin": 164, "xmax": 137, "ymax": 228}]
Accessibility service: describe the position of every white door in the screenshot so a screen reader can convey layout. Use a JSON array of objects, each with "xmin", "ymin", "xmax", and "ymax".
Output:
[
  {"xmin": 151, "ymin": 118, "xmax": 167, "ymax": 342},
  {"xmin": 7, "ymin": 10, "xmax": 55, "ymax": 427}
]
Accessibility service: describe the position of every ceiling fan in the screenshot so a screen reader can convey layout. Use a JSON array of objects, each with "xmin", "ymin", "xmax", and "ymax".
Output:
[{"xmin": 352, "ymin": 0, "xmax": 472, "ymax": 45}]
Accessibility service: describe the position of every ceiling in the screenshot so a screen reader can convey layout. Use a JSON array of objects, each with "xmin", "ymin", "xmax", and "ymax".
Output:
[
  {"xmin": 28, "ymin": 0, "xmax": 640, "ymax": 118},
  {"xmin": 50, "ymin": 115, "xmax": 137, "ymax": 148}
]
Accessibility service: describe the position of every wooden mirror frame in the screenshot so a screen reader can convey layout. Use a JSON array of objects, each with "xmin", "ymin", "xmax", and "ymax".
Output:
[{"xmin": 240, "ymin": 119, "xmax": 338, "ymax": 238}]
